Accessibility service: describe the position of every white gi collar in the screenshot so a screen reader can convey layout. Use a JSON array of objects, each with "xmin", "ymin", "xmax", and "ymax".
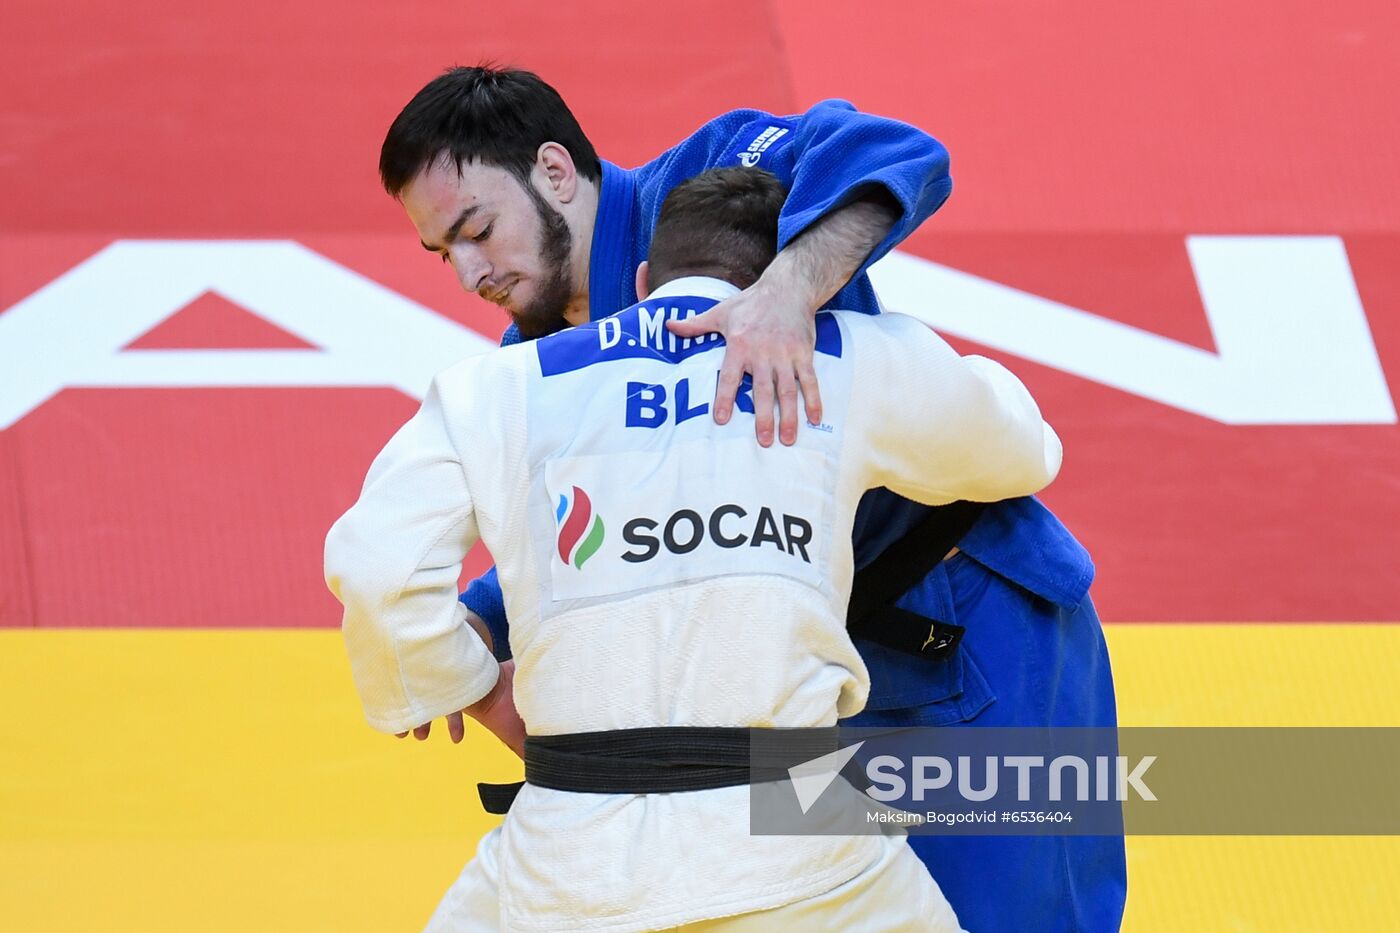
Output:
[{"xmin": 644, "ymin": 275, "xmax": 742, "ymax": 303}]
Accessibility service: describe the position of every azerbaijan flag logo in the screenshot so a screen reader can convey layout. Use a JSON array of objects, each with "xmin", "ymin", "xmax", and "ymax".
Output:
[{"xmin": 556, "ymin": 486, "xmax": 605, "ymax": 569}]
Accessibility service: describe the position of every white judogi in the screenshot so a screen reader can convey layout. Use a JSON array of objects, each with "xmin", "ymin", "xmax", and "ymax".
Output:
[{"xmin": 325, "ymin": 276, "xmax": 1063, "ymax": 932}]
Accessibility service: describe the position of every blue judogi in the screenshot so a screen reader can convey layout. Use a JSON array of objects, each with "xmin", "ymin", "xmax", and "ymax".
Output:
[{"xmin": 460, "ymin": 101, "xmax": 1126, "ymax": 932}]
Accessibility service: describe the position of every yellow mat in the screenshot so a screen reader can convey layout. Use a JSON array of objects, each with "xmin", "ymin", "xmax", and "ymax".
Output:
[{"xmin": 1, "ymin": 626, "xmax": 1396, "ymax": 931}]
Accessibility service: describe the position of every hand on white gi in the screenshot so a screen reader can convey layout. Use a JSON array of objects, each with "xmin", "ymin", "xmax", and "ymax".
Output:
[
  {"xmin": 396, "ymin": 659, "xmax": 526, "ymax": 758},
  {"xmin": 666, "ymin": 279, "xmax": 822, "ymax": 447}
]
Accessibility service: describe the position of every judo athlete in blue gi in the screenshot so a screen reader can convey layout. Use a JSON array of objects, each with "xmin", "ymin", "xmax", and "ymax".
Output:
[{"xmin": 379, "ymin": 66, "xmax": 1125, "ymax": 932}]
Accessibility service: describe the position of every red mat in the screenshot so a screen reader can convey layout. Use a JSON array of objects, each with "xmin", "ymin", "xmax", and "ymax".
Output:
[{"xmin": 2, "ymin": 1, "xmax": 1397, "ymax": 625}]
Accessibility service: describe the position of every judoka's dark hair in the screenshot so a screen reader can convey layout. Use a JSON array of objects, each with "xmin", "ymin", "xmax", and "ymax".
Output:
[
  {"xmin": 379, "ymin": 65, "xmax": 602, "ymax": 197},
  {"xmin": 646, "ymin": 167, "xmax": 787, "ymax": 292}
]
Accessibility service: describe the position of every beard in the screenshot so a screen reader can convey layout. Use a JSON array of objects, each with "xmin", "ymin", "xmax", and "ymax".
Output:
[{"xmin": 509, "ymin": 181, "xmax": 577, "ymax": 340}]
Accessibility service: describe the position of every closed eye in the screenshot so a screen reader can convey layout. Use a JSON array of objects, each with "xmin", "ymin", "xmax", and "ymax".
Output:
[{"xmin": 472, "ymin": 223, "xmax": 493, "ymax": 243}]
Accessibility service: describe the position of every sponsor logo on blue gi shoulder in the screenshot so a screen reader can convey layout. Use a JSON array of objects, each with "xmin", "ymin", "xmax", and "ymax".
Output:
[{"xmin": 737, "ymin": 125, "xmax": 790, "ymax": 167}]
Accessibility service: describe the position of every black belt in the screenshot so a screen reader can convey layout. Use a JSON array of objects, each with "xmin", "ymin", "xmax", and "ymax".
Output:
[{"xmin": 478, "ymin": 726, "xmax": 843, "ymax": 814}]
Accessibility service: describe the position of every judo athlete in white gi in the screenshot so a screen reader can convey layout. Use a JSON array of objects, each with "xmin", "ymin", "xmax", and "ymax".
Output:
[{"xmin": 325, "ymin": 168, "xmax": 1063, "ymax": 932}]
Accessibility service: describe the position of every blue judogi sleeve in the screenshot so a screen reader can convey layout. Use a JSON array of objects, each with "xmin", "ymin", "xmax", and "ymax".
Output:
[
  {"xmin": 460, "ymin": 565, "xmax": 512, "ymax": 662},
  {"xmin": 631, "ymin": 99, "xmax": 951, "ymax": 288}
]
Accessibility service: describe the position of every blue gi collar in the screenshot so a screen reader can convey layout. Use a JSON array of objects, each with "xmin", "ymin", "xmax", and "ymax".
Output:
[{"xmin": 588, "ymin": 160, "xmax": 638, "ymax": 321}]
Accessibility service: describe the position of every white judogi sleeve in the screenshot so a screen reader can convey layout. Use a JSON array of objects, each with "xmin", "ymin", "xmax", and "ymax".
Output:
[
  {"xmin": 324, "ymin": 376, "xmax": 499, "ymax": 735},
  {"xmin": 846, "ymin": 312, "xmax": 1063, "ymax": 505}
]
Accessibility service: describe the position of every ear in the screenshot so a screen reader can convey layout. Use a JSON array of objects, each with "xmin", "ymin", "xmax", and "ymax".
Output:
[
  {"xmin": 634, "ymin": 261, "xmax": 650, "ymax": 300},
  {"xmin": 536, "ymin": 142, "xmax": 579, "ymax": 203}
]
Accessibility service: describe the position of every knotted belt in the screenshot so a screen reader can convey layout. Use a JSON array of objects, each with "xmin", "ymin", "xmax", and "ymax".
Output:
[{"xmin": 477, "ymin": 726, "xmax": 843, "ymax": 814}]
